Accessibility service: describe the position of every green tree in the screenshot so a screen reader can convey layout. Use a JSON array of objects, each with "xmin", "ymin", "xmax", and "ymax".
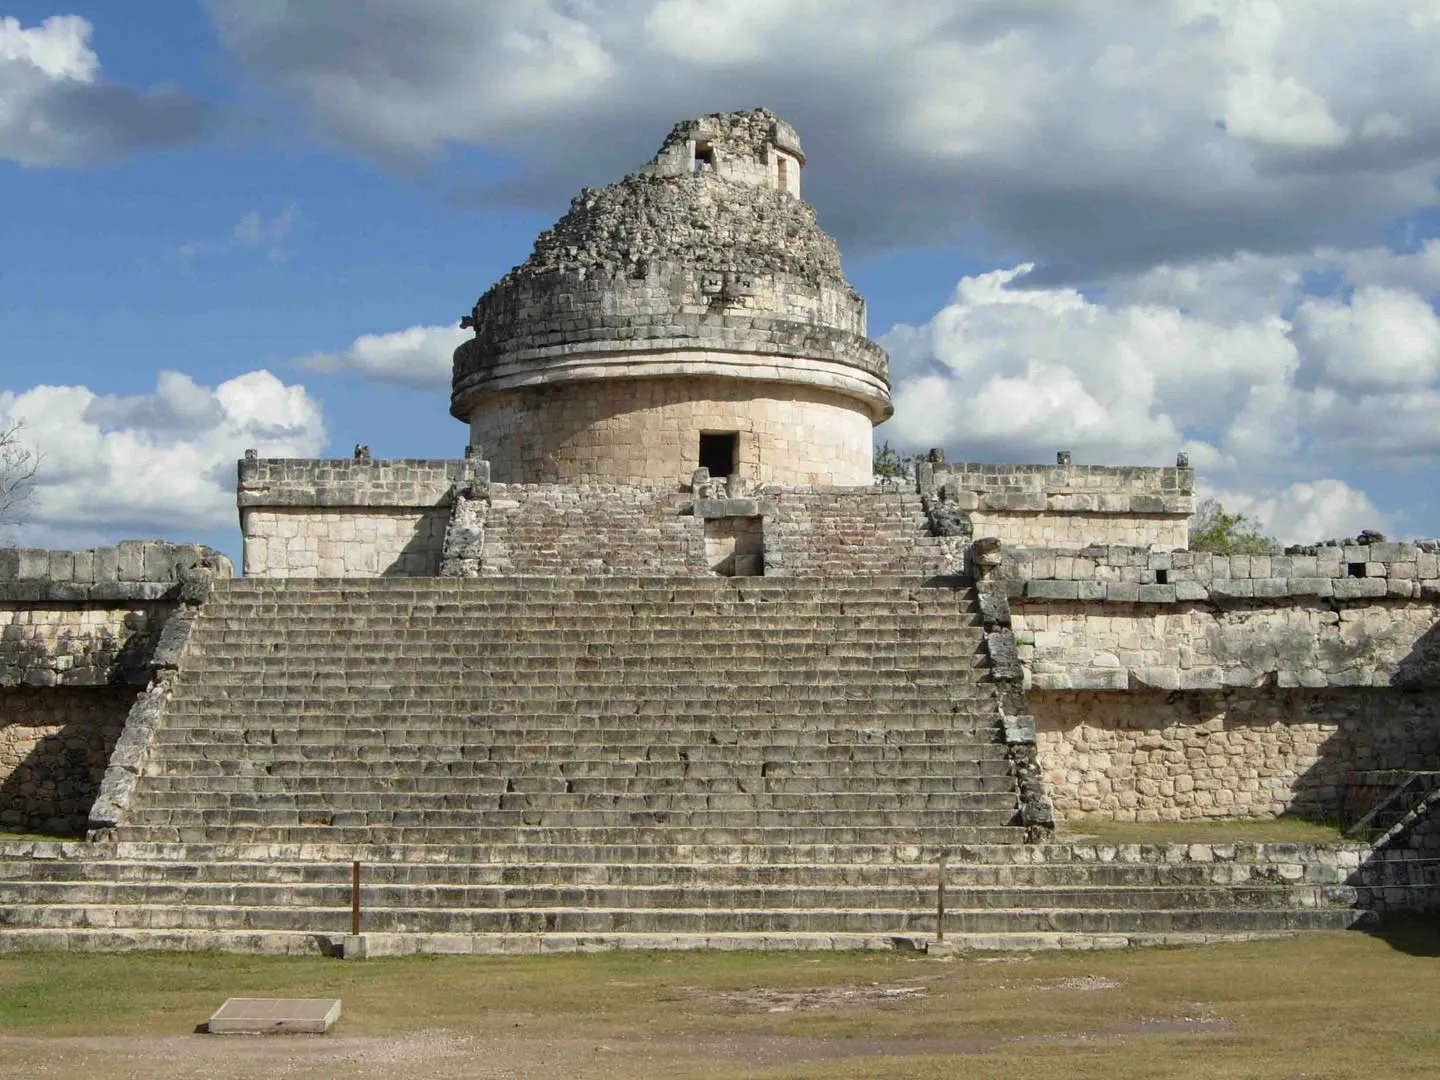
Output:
[
  {"xmin": 873, "ymin": 440, "xmax": 913, "ymax": 479},
  {"xmin": 1188, "ymin": 497, "xmax": 1281, "ymax": 555}
]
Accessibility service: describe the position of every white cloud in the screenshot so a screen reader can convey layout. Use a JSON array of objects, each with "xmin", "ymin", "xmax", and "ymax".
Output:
[
  {"xmin": 204, "ymin": 1, "xmax": 1440, "ymax": 274},
  {"xmin": 299, "ymin": 325, "xmax": 468, "ymax": 387},
  {"xmin": 884, "ymin": 263, "xmax": 1298, "ymax": 466},
  {"xmin": 178, "ymin": 205, "xmax": 300, "ymax": 262},
  {"xmin": 0, "ymin": 14, "xmax": 206, "ymax": 166},
  {"xmin": 1293, "ymin": 285, "xmax": 1440, "ymax": 391},
  {"xmin": 882, "ymin": 250, "xmax": 1440, "ymax": 540},
  {"xmin": 0, "ymin": 370, "xmax": 325, "ymax": 541},
  {"xmin": 1204, "ymin": 479, "xmax": 1390, "ymax": 547}
]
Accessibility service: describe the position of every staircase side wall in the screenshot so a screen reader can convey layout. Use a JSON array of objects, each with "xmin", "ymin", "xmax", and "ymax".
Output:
[{"xmin": 0, "ymin": 542, "xmax": 228, "ymax": 835}]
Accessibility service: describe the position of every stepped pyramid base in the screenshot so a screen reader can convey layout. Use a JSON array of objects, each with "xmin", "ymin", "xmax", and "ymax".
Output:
[{"xmin": 0, "ymin": 923, "xmax": 1376, "ymax": 959}]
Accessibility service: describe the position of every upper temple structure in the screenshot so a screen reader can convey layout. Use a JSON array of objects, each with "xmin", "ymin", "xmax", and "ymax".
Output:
[
  {"xmin": 2, "ymin": 109, "xmax": 1437, "ymax": 958},
  {"xmin": 451, "ymin": 108, "xmax": 890, "ymax": 487}
]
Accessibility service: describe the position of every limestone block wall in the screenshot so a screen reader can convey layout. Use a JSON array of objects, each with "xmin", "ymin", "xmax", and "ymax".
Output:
[
  {"xmin": 471, "ymin": 376, "xmax": 875, "ymax": 487},
  {"xmin": 1, "ymin": 605, "xmax": 168, "ymax": 687},
  {"xmin": 1033, "ymin": 688, "xmax": 1440, "ymax": 822},
  {"xmin": 1, "ymin": 687, "xmax": 135, "ymax": 834},
  {"xmin": 1000, "ymin": 543, "xmax": 1440, "ymax": 691},
  {"xmin": 238, "ymin": 458, "xmax": 484, "ymax": 578},
  {"xmin": 0, "ymin": 543, "xmax": 227, "ymax": 835},
  {"xmin": 976, "ymin": 539, "xmax": 1440, "ymax": 823},
  {"xmin": 923, "ymin": 461, "xmax": 1193, "ymax": 551},
  {"xmin": 241, "ymin": 509, "xmax": 450, "ymax": 578}
]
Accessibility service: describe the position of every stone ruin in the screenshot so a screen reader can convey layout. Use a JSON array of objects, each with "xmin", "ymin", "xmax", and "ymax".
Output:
[{"xmin": 0, "ymin": 109, "xmax": 1436, "ymax": 955}]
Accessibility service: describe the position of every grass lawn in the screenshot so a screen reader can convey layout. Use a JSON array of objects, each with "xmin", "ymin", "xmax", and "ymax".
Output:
[
  {"xmin": 1, "ymin": 925, "xmax": 1437, "ymax": 1078},
  {"xmin": 1055, "ymin": 816, "xmax": 1347, "ymax": 845}
]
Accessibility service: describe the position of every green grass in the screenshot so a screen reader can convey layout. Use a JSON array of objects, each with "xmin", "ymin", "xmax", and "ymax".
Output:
[
  {"xmin": 1056, "ymin": 816, "xmax": 1346, "ymax": 845},
  {"xmin": 1, "ymin": 927, "xmax": 1439, "ymax": 1078}
]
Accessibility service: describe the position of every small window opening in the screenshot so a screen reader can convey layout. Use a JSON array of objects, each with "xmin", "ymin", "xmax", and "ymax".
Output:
[
  {"xmin": 776, "ymin": 155, "xmax": 789, "ymax": 189},
  {"xmin": 1155, "ymin": 569, "xmax": 1169, "ymax": 585},
  {"xmin": 699, "ymin": 432, "xmax": 738, "ymax": 478},
  {"xmin": 1348, "ymin": 562, "xmax": 1367, "ymax": 578},
  {"xmin": 694, "ymin": 140, "xmax": 716, "ymax": 172}
]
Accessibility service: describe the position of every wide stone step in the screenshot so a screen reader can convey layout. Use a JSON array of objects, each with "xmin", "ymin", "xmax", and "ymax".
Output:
[
  {"xmin": 141, "ymin": 773, "xmax": 1018, "ymax": 794},
  {"xmin": 150, "ymin": 730, "xmax": 1012, "ymax": 752},
  {"xmin": 0, "ymin": 926, "xmax": 1367, "ymax": 957},
  {"xmin": 198, "ymin": 605, "xmax": 984, "ymax": 620},
  {"xmin": 0, "ymin": 858, "xmax": 1359, "ymax": 889},
  {"xmin": 180, "ymin": 662, "xmax": 989, "ymax": 679},
  {"xmin": 133, "ymin": 790, "xmax": 1019, "ymax": 813},
  {"xmin": 0, "ymin": 903, "xmax": 1371, "ymax": 936},
  {"xmin": 120, "ymin": 807, "xmax": 1022, "ymax": 829},
  {"xmin": 103, "ymin": 824, "xmax": 1029, "ymax": 846},
  {"xmin": 0, "ymin": 880, "xmax": 1355, "ymax": 911},
  {"xmin": 2, "ymin": 838, "xmax": 1382, "ymax": 867},
  {"xmin": 155, "ymin": 757, "xmax": 1010, "ymax": 779}
]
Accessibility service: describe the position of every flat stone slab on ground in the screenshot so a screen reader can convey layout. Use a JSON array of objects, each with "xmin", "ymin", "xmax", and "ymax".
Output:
[{"xmin": 208, "ymin": 998, "xmax": 341, "ymax": 1035}]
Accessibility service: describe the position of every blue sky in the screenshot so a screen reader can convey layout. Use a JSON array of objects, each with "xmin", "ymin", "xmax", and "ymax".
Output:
[{"xmin": 3, "ymin": 2, "xmax": 1440, "ymax": 566}]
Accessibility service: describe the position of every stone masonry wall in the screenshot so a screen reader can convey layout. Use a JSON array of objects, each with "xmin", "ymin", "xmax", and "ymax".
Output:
[
  {"xmin": 977, "ymin": 539, "xmax": 1440, "ymax": 824},
  {"xmin": 1, "ymin": 687, "xmax": 135, "ymax": 834},
  {"xmin": 1000, "ymin": 543, "xmax": 1440, "ymax": 691},
  {"xmin": 472, "ymin": 376, "xmax": 874, "ymax": 487},
  {"xmin": 453, "ymin": 107, "xmax": 890, "ymax": 430},
  {"xmin": 242, "ymin": 508, "xmax": 451, "ymax": 578},
  {"xmin": 2, "ymin": 604, "xmax": 170, "ymax": 688},
  {"xmin": 238, "ymin": 458, "xmax": 484, "ymax": 578},
  {"xmin": 1033, "ymin": 688, "xmax": 1440, "ymax": 822},
  {"xmin": 0, "ymin": 543, "xmax": 227, "ymax": 835},
  {"xmin": 921, "ymin": 461, "xmax": 1194, "ymax": 551}
]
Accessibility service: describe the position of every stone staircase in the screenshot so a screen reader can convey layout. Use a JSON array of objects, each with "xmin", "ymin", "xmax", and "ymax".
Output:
[{"xmin": 0, "ymin": 575, "xmax": 1376, "ymax": 954}]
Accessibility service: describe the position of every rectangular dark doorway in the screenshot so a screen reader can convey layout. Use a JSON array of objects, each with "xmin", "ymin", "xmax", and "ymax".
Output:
[{"xmin": 699, "ymin": 432, "xmax": 738, "ymax": 478}]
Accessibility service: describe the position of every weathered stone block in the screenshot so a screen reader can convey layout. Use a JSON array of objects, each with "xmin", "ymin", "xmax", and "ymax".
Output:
[
  {"xmin": 1027, "ymin": 580, "xmax": 1080, "ymax": 600},
  {"xmin": 1173, "ymin": 580, "xmax": 1209, "ymax": 602}
]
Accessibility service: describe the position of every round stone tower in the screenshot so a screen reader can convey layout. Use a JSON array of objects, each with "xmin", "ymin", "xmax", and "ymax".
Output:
[{"xmin": 451, "ymin": 108, "xmax": 891, "ymax": 486}]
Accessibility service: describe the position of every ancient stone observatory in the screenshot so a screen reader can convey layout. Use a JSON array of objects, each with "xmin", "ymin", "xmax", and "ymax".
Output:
[{"xmin": 451, "ymin": 109, "xmax": 889, "ymax": 487}]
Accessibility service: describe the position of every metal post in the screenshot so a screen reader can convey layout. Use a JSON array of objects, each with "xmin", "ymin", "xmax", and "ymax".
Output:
[
  {"xmin": 351, "ymin": 860, "xmax": 361, "ymax": 937},
  {"xmin": 936, "ymin": 852, "xmax": 947, "ymax": 943}
]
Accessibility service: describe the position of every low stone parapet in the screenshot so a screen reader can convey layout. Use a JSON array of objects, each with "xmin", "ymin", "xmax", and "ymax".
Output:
[
  {"xmin": 237, "ymin": 456, "xmax": 487, "ymax": 578},
  {"xmin": 920, "ymin": 461, "xmax": 1194, "ymax": 551}
]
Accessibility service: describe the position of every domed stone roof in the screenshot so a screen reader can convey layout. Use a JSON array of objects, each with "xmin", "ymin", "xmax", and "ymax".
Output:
[{"xmin": 451, "ymin": 108, "xmax": 890, "ymax": 423}]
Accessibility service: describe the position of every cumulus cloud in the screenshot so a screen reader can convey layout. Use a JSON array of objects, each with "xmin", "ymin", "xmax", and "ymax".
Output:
[
  {"xmin": 884, "ymin": 263, "xmax": 1299, "ymax": 467},
  {"xmin": 1293, "ymin": 285, "xmax": 1440, "ymax": 391},
  {"xmin": 0, "ymin": 14, "xmax": 206, "ymax": 167},
  {"xmin": 0, "ymin": 370, "xmax": 325, "ymax": 542},
  {"xmin": 1203, "ymin": 479, "xmax": 1390, "ymax": 547},
  {"xmin": 299, "ymin": 325, "xmax": 467, "ymax": 387},
  {"xmin": 882, "ymin": 252, "xmax": 1440, "ymax": 541},
  {"xmin": 204, "ymin": 0, "xmax": 1440, "ymax": 275}
]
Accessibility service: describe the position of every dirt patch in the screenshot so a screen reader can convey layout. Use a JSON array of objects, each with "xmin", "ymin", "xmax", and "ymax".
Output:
[
  {"xmin": 0, "ymin": 1018, "xmax": 1241, "ymax": 1080},
  {"xmin": 1049, "ymin": 975, "xmax": 1123, "ymax": 991},
  {"xmin": 695, "ymin": 982, "xmax": 929, "ymax": 1013}
]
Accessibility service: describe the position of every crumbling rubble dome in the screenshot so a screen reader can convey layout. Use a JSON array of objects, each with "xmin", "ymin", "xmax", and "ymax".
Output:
[{"xmin": 452, "ymin": 108, "xmax": 890, "ymax": 486}]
